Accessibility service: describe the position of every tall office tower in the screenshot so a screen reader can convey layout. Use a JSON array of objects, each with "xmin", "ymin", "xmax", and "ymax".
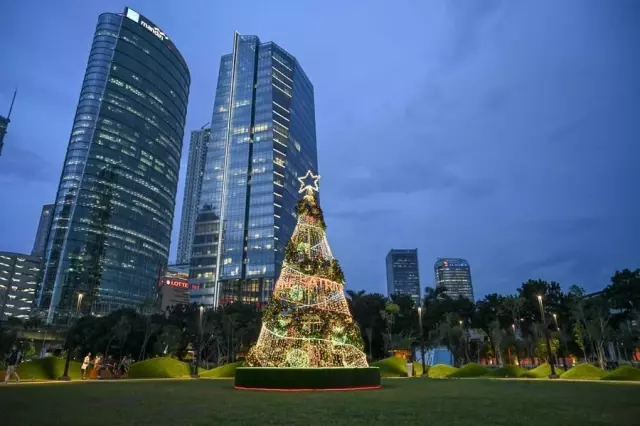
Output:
[
  {"xmin": 0, "ymin": 90, "xmax": 17, "ymax": 157},
  {"xmin": 434, "ymin": 258, "xmax": 474, "ymax": 301},
  {"xmin": 190, "ymin": 33, "xmax": 318, "ymax": 307},
  {"xmin": 37, "ymin": 8, "xmax": 190, "ymax": 322},
  {"xmin": 175, "ymin": 127, "xmax": 210, "ymax": 265},
  {"xmin": 386, "ymin": 249, "xmax": 421, "ymax": 305},
  {"xmin": 0, "ymin": 252, "xmax": 41, "ymax": 321},
  {"xmin": 32, "ymin": 204, "xmax": 55, "ymax": 257}
]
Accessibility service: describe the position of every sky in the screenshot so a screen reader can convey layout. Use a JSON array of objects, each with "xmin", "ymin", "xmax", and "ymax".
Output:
[{"xmin": 1, "ymin": 0, "xmax": 639, "ymax": 299}]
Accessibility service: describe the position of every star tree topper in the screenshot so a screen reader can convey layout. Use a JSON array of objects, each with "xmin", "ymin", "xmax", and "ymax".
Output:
[{"xmin": 298, "ymin": 170, "xmax": 320, "ymax": 195}]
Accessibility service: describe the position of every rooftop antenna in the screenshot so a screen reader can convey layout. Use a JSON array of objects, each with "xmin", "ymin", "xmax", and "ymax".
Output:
[{"xmin": 7, "ymin": 89, "xmax": 17, "ymax": 119}]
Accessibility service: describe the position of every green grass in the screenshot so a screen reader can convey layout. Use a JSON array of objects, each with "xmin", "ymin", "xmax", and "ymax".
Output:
[
  {"xmin": 603, "ymin": 365, "xmax": 640, "ymax": 381},
  {"xmin": 200, "ymin": 361, "xmax": 244, "ymax": 378},
  {"xmin": 427, "ymin": 364, "xmax": 458, "ymax": 378},
  {"xmin": 487, "ymin": 365, "xmax": 527, "ymax": 378},
  {"xmin": 371, "ymin": 357, "xmax": 423, "ymax": 377},
  {"xmin": 448, "ymin": 362, "xmax": 490, "ymax": 378},
  {"xmin": 1, "ymin": 379, "xmax": 639, "ymax": 425},
  {"xmin": 521, "ymin": 363, "xmax": 563, "ymax": 379},
  {"xmin": 128, "ymin": 357, "xmax": 195, "ymax": 379},
  {"xmin": 7, "ymin": 357, "xmax": 83, "ymax": 381},
  {"xmin": 561, "ymin": 363, "xmax": 605, "ymax": 380}
]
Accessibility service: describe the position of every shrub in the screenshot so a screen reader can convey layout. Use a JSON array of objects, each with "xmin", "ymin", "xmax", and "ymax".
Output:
[
  {"xmin": 449, "ymin": 363, "xmax": 490, "ymax": 378},
  {"xmin": 128, "ymin": 357, "xmax": 193, "ymax": 379},
  {"xmin": 428, "ymin": 364, "xmax": 458, "ymax": 378},
  {"xmin": 487, "ymin": 365, "xmax": 527, "ymax": 378},
  {"xmin": 15, "ymin": 357, "xmax": 83, "ymax": 380},
  {"xmin": 234, "ymin": 367, "xmax": 381, "ymax": 390},
  {"xmin": 371, "ymin": 356, "xmax": 423, "ymax": 377},
  {"xmin": 560, "ymin": 363, "xmax": 605, "ymax": 380},
  {"xmin": 602, "ymin": 365, "xmax": 640, "ymax": 381},
  {"xmin": 201, "ymin": 361, "xmax": 244, "ymax": 378}
]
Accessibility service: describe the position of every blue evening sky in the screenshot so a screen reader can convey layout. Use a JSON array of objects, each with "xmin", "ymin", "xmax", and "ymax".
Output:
[{"xmin": 1, "ymin": 0, "xmax": 638, "ymax": 298}]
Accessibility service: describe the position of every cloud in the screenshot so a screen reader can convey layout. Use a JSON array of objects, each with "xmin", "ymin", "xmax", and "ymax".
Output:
[{"xmin": 0, "ymin": 144, "xmax": 56, "ymax": 182}]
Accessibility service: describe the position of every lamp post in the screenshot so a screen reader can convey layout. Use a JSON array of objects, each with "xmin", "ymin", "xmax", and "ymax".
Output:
[
  {"xmin": 537, "ymin": 295, "xmax": 558, "ymax": 378},
  {"xmin": 193, "ymin": 305, "xmax": 204, "ymax": 378},
  {"xmin": 60, "ymin": 293, "xmax": 83, "ymax": 381},
  {"xmin": 552, "ymin": 313, "xmax": 559, "ymax": 330},
  {"xmin": 417, "ymin": 306, "xmax": 426, "ymax": 376}
]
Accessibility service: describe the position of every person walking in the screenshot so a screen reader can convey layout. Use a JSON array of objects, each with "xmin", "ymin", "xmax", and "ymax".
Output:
[
  {"xmin": 81, "ymin": 352, "xmax": 92, "ymax": 379},
  {"xmin": 3, "ymin": 345, "xmax": 22, "ymax": 384}
]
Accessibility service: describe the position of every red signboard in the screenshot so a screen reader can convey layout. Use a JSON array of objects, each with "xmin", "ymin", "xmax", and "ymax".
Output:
[{"xmin": 159, "ymin": 278, "xmax": 199, "ymax": 290}]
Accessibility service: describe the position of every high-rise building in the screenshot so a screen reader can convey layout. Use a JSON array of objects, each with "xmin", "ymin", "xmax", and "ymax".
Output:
[
  {"xmin": 0, "ymin": 252, "xmax": 41, "ymax": 321},
  {"xmin": 158, "ymin": 264, "xmax": 194, "ymax": 312},
  {"xmin": 176, "ymin": 126, "xmax": 210, "ymax": 265},
  {"xmin": 0, "ymin": 90, "xmax": 17, "ymax": 157},
  {"xmin": 434, "ymin": 258, "xmax": 474, "ymax": 301},
  {"xmin": 37, "ymin": 8, "xmax": 190, "ymax": 322},
  {"xmin": 190, "ymin": 33, "xmax": 318, "ymax": 307},
  {"xmin": 32, "ymin": 204, "xmax": 55, "ymax": 257},
  {"xmin": 386, "ymin": 249, "xmax": 421, "ymax": 305}
]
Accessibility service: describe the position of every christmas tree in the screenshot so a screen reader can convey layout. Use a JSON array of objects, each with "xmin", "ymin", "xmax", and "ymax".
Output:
[{"xmin": 246, "ymin": 171, "xmax": 368, "ymax": 368}]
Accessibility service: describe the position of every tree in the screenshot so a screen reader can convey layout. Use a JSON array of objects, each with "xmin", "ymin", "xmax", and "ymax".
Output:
[{"xmin": 246, "ymin": 175, "xmax": 367, "ymax": 367}]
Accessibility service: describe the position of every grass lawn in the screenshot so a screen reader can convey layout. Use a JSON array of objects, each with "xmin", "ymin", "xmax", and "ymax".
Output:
[{"xmin": 1, "ymin": 379, "xmax": 639, "ymax": 425}]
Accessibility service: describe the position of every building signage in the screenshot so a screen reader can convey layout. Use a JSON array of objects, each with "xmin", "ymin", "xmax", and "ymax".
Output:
[
  {"xmin": 125, "ymin": 7, "xmax": 170, "ymax": 42},
  {"xmin": 159, "ymin": 278, "xmax": 199, "ymax": 290}
]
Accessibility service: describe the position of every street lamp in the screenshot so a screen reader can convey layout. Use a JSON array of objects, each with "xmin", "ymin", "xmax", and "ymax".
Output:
[
  {"xmin": 60, "ymin": 292, "xmax": 83, "ymax": 381},
  {"xmin": 417, "ymin": 307, "xmax": 426, "ymax": 376},
  {"xmin": 193, "ymin": 305, "xmax": 204, "ymax": 378},
  {"xmin": 536, "ymin": 295, "xmax": 558, "ymax": 378},
  {"xmin": 552, "ymin": 313, "xmax": 559, "ymax": 330}
]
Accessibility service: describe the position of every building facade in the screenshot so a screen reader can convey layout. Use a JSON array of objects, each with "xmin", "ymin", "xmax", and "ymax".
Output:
[
  {"xmin": 190, "ymin": 33, "xmax": 318, "ymax": 307},
  {"xmin": 158, "ymin": 264, "xmax": 193, "ymax": 311},
  {"xmin": 32, "ymin": 204, "xmax": 55, "ymax": 257},
  {"xmin": 386, "ymin": 249, "xmax": 421, "ymax": 305},
  {"xmin": 0, "ymin": 252, "xmax": 41, "ymax": 321},
  {"xmin": 176, "ymin": 127, "xmax": 210, "ymax": 265},
  {"xmin": 37, "ymin": 8, "xmax": 190, "ymax": 322},
  {"xmin": 434, "ymin": 258, "xmax": 474, "ymax": 301}
]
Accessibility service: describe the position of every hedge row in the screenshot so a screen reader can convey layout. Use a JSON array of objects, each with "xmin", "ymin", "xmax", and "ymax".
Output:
[{"xmin": 235, "ymin": 367, "xmax": 381, "ymax": 390}]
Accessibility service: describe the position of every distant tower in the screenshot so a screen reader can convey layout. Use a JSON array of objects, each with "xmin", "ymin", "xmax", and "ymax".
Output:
[
  {"xmin": 0, "ymin": 90, "xmax": 17, "ymax": 157},
  {"xmin": 434, "ymin": 258, "xmax": 474, "ymax": 301},
  {"xmin": 386, "ymin": 249, "xmax": 421, "ymax": 305},
  {"xmin": 176, "ymin": 125, "xmax": 210, "ymax": 265},
  {"xmin": 32, "ymin": 204, "xmax": 55, "ymax": 257}
]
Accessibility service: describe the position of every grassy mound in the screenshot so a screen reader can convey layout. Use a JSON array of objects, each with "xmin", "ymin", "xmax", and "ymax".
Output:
[
  {"xmin": 521, "ymin": 363, "xmax": 561, "ymax": 378},
  {"xmin": 14, "ymin": 357, "xmax": 83, "ymax": 380},
  {"xmin": 449, "ymin": 363, "xmax": 490, "ymax": 378},
  {"xmin": 560, "ymin": 363, "xmax": 605, "ymax": 380},
  {"xmin": 487, "ymin": 365, "xmax": 527, "ymax": 378},
  {"xmin": 602, "ymin": 365, "xmax": 640, "ymax": 381},
  {"xmin": 427, "ymin": 364, "xmax": 458, "ymax": 378},
  {"xmin": 371, "ymin": 356, "xmax": 424, "ymax": 377},
  {"xmin": 128, "ymin": 357, "xmax": 194, "ymax": 379},
  {"xmin": 201, "ymin": 361, "xmax": 244, "ymax": 378}
]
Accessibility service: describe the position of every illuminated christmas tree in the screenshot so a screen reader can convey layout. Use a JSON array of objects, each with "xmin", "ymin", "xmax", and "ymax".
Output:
[{"xmin": 246, "ymin": 171, "xmax": 368, "ymax": 368}]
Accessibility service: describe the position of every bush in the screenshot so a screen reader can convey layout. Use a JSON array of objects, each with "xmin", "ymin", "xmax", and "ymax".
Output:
[
  {"xmin": 427, "ymin": 364, "xmax": 458, "ymax": 379},
  {"xmin": 234, "ymin": 367, "xmax": 381, "ymax": 390},
  {"xmin": 128, "ymin": 357, "xmax": 193, "ymax": 379},
  {"xmin": 560, "ymin": 363, "xmax": 605, "ymax": 380},
  {"xmin": 371, "ymin": 356, "xmax": 423, "ymax": 377},
  {"xmin": 602, "ymin": 365, "xmax": 640, "ymax": 381},
  {"xmin": 15, "ymin": 357, "xmax": 83, "ymax": 380},
  {"xmin": 487, "ymin": 365, "xmax": 527, "ymax": 378},
  {"xmin": 449, "ymin": 363, "xmax": 490, "ymax": 378},
  {"xmin": 201, "ymin": 361, "xmax": 244, "ymax": 378}
]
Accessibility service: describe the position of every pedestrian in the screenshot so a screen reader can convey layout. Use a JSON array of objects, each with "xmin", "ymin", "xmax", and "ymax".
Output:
[
  {"xmin": 81, "ymin": 352, "xmax": 92, "ymax": 379},
  {"xmin": 3, "ymin": 344, "xmax": 22, "ymax": 384}
]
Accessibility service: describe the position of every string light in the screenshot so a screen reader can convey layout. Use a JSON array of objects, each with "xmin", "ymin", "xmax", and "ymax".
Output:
[{"xmin": 246, "ymin": 173, "xmax": 368, "ymax": 368}]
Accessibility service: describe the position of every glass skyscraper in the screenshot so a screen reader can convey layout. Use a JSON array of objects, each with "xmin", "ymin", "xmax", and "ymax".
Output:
[
  {"xmin": 190, "ymin": 33, "xmax": 318, "ymax": 307},
  {"xmin": 32, "ymin": 203, "xmax": 54, "ymax": 257},
  {"xmin": 37, "ymin": 8, "xmax": 190, "ymax": 322},
  {"xmin": 176, "ymin": 127, "xmax": 210, "ymax": 265},
  {"xmin": 386, "ymin": 249, "xmax": 421, "ymax": 305},
  {"xmin": 434, "ymin": 258, "xmax": 474, "ymax": 301}
]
